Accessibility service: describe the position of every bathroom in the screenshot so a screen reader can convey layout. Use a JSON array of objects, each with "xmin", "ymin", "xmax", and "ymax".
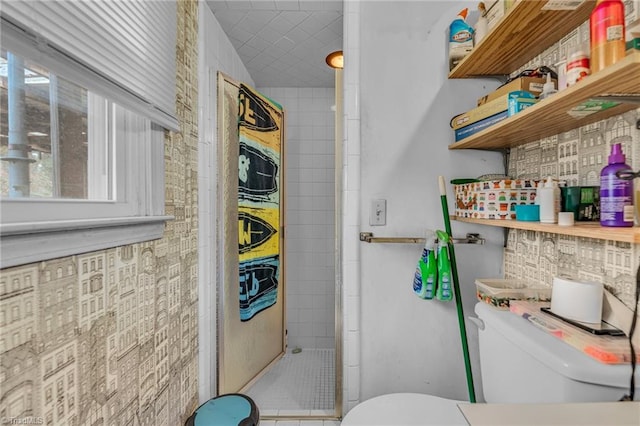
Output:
[{"xmin": 1, "ymin": 1, "xmax": 640, "ymax": 425}]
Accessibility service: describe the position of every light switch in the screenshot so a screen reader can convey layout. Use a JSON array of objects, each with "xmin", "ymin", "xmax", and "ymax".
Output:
[{"xmin": 370, "ymin": 199, "xmax": 386, "ymax": 226}]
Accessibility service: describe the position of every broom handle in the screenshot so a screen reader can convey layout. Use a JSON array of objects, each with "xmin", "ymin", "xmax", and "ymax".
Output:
[{"xmin": 439, "ymin": 175, "xmax": 476, "ymax": 403}]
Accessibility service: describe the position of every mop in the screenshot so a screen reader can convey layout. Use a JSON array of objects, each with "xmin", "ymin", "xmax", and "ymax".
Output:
[{"xmin": 438, "ymin": 176, "xmax": 476, "ymax": 403}]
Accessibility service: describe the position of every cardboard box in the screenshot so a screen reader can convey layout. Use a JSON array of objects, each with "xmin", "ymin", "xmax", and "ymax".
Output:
[
  {"xmin": 452, "ymin": 91, "xmax": 535, "ymax": 129},
  {"xmin": 455, "ymin": 92, "xmax": 537, "ymax": 141},
  {"xmin": 477, "ymin": 76, "xmax": 555, "ymax": 106},
  {"xmin": 454, "ymin": 179, "xmax": 538, "ymax": 220},
  {"xmin": 486, "ymin": 0, "xmax": 515, "ymax": 31}
]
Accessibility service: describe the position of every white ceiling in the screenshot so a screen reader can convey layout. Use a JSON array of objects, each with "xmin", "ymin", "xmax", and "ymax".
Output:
[{"xmin": 207, "ymin": 0, "xmax": 343, "ymax": 88}]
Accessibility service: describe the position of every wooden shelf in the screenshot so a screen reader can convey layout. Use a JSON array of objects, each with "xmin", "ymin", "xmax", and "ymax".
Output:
[
  {"xmin": 452, "ymin": 216, "xmax": 640, "ymax": 243},
  {"xmin": 449, "ymin": 0, "xmax": 595, "ymax": 78},
  {"xmin": 449, "ymin": 52, "xmax": 640, "ymax": 150}
]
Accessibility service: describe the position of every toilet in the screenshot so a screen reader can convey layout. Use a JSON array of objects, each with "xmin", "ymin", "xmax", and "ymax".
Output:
[{"xmin": 341, "ymin": 302, "xmax": 640, "ymax": 425}]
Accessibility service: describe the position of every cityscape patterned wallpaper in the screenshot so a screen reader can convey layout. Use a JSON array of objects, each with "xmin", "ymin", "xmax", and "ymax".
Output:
[
  {"xmin": 0, "ymin": 1, "xmax": 200, "ymax": 425},
  {"xmin": 503, "ymin": 14, "xmax": 640, "ymax": 309}
]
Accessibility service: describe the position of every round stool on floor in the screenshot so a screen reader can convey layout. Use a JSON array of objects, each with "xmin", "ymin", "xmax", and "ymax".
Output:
[{"xmin": 185, "ymin": 393, "xmax": 259, "ymax": 426}]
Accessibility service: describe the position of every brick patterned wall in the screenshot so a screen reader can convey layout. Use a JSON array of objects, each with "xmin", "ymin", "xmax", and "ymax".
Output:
[
  {"xmin": 0, "ymin": 1, "xmax": 200, "ymax": 424},
  {"xmin": 503, "ymin": 15, "xmax": 640, "ymax": 309}
]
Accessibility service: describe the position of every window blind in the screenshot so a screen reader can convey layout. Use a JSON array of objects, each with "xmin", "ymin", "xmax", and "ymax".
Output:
[{"xmin": 1, "ymin": 0, "xmax": 178, "ymax": 131}]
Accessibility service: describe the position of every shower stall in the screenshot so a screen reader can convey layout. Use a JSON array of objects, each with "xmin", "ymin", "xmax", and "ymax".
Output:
[{"xmin": 244, "ymin": 86, "xmax": 340, "ymax": 418}]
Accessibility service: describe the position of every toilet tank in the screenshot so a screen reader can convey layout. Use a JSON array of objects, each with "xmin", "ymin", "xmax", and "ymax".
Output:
[{"xmin": 474, "ymin": 302, "xmax": 640, "ymax": 403}]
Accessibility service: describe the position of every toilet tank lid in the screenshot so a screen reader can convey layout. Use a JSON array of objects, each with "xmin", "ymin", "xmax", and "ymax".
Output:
[{"xmin": 474, "ymin": 302, "xmax": 639, "ymax": 389}]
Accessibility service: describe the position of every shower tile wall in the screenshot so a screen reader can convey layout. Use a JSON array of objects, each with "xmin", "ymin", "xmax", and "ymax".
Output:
[{"xmin": 258, "ymin": 87, "xmax": 336, "ymax": 350}]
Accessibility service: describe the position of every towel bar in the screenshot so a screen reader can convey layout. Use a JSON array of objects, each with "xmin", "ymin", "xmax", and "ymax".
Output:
[{"xmin": 359, "ymin": 232, "xmax": 484, "ymax": 245}]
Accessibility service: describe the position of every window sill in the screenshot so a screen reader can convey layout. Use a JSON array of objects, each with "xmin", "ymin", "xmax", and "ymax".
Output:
[{"xmin": 0, "ymin": 215, "xmax": 173, "ymax": 268}]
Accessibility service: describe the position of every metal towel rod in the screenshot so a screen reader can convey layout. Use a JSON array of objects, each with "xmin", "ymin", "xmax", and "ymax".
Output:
[{"xmin": 359, "ymin": 232, "xmax": 484, "ymax": 245}]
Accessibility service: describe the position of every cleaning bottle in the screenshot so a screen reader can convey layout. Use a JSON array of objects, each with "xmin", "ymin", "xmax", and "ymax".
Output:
[
  {"xmin": 600, "ymin": 143, "xmax": 634, "ymax": 227},
  {"xmin": 538, "ymin": 72, "xmax": 558, "ymax": 100},
  {"xmin": 435, "ymin": 230, "xmax": 453, "ymax": 301},
  {"xmin": 590, "ymin": 0, "xmax": 626, "ymax": 74},
  {"xmin": 413, "ymin": 230, "xmax": 437, "ymax": 300},
  {"xmin": 539, "ymin": 177, "xmax": 561, "ymax": 223},
  {"xmin": 449, "ymin": 8, "xmax": 474, "ymax": 70},
  {"xmin": 474, "ymin": 2, "xmax": 488, "ymax": 46}
]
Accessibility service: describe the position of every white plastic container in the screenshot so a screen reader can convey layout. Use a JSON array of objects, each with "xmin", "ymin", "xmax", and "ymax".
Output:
[
  {"xmin": 475, "ymin": 278, "xmax": 552, "ymax": 309},
  {"xmin": 538, "ymin": 177, "xmax": 560, "ymax": 223}
]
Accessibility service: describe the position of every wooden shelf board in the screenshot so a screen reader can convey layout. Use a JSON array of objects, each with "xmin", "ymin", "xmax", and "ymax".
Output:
[
  {"xmin": 452, "ymin": 216, "xmax": 640, "ymax": 243},
  {"xmin": 449, "ymin": 52, "xmax": 640, "ymax": 150},
  {"xmin": 449, "ymin": 0, "xmax": 595, "ymax": 78}
]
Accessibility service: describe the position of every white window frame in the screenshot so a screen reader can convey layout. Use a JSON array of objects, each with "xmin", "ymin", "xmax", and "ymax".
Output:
[{"xmin": 0, "ymin": 22, "xmax": 172, "ymax": 269}]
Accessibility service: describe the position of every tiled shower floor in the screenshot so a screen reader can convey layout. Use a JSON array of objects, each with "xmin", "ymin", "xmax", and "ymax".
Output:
[{"xmin": 245, "ymin": 348, "xmax": 335, "ymax": 417}]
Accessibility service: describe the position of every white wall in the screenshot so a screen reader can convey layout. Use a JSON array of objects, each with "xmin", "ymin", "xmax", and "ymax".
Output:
[
  {"xmin": 258, "ymin": 87, "xmax": 336, "ymax": 350},
  {"xmin": 343, "ymin": 1, "xmax": 507, "ymax": 412},
  {"xmin": 197, "ymin": 2, "xmax": 254, "ymax": 403}
]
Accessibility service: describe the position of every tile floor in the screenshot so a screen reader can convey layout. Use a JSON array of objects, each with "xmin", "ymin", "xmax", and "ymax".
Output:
[{"xmin": 246, "ymin": 348, "xmax": 335, "ymax": 417}]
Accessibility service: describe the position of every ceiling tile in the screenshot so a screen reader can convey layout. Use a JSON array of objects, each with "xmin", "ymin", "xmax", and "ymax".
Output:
[
  {"xmin": 283, "ymin": 26, "xmax": 312, "ymax": 44},
  {"xmin": 313, "ymin": 26, "xmax": 340, "ymax": 45},
  {"xmin": 274, "ymin": 36, "xmax": 296, "ymax": 52},
  {"xmin": 227, "ymin": 1, "xmax": 253, "ymax": 10},
  {"xmin": 228, "ymin": 26, "xmax": 255, "ymax": 44},
  {"xmin": 250, "ymin": 1, "xmax": 277, "ymax": 10},
  {"xmin": 237, "ymin": 43, "xmax": 262, "ymax": 61},
  {"xmin": 268, "ymin": 14, "xmax": 298, "ymax": 33},
  {"xmin": 209, "ymin": 0, "xmax": 342, "ymax": 87},
  {"xmin": 245, "ymin": 35, "xmax": 272, "ymax": 51},
  {"xmin": 280, "ymin": 11, "xmax": 311, "ymax": 26},
  {"xmin": 275, "ymin": 1, "xmax": 301, "ymax": 11},
  {"xmin": 257, "ymin": 26, "xmax": 284, "ymax": 43}
]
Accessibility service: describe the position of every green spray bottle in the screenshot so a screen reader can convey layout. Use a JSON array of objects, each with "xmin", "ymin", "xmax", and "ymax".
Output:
[
  {"xmin": 413, "ymin": 230, "xmax": 437, "ymax": 299},
  {"xmin": 435, "ymin": 230, "xmax": 453, "ymax": 301}
]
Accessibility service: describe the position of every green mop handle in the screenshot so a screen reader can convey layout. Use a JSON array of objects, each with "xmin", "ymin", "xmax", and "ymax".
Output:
[{"xmin": 439, "ymin": 175, "xmax": 476, "ymax": 403}]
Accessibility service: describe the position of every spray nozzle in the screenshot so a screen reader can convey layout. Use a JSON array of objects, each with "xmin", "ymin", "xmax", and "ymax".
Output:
[
  {"xmin": 609, "ymin": 143, "xmax": 626, "ymax": 164},
  {"xmin": 424, "ymin": 230, "xmax": 437, "ymax": 249},
  {"xmin": 436, "ymin": 230, "xmax": 450, "ymax": 246}
]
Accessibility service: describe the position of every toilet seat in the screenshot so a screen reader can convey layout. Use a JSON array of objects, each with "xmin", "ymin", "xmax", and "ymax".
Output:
[{"xmin": 341, "ymin": 393, "xmax": 468, "ymax": 425}]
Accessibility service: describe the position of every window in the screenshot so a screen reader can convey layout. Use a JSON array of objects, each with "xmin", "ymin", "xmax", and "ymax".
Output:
[{"xmin": 0, "ymin": 2, "xmax": 175, "ymax": 269}]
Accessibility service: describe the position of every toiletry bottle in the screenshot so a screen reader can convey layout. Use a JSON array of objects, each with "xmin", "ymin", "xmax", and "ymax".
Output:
[
  {"xmin": 566, "ymin": 47, "xmax": 591, "ymax": 86},
  {"xmin": 539, "ymin": 177, "xmax": 560, "ymax": 223},
  {"xmin": 590, "ymin": 0, "xmax": 626, "ymax": 74},
  {"xmin": 600, "ymin": 143, "xmax": 634, "ymax": 227},
  {"xmin": 435, "ymin": 230, "xmax": 453, "ymax": 302},
  {"xmin": 538, "ymin": 72, "xmax": 557, "ymax": 100},
  {"xmin": 474, "ymin": 2, "xmax": 488, "ymax": 46},
  {"xmin": 413, "ymin": 231, "xmax": 437, "ymax": 299},
  {"xmin": 449, "ymin": 8, "xmax": 474, "ymax": 70}
]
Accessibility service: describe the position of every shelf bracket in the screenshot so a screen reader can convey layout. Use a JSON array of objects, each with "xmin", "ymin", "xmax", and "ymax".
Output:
[{"xmin": 359, "ymin": 232, "xmax": 484, "ymax": 245}]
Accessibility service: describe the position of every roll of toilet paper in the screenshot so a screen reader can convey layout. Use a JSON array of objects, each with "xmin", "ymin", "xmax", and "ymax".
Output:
[{"xmin": 551, "ymin": 276, "xmax": 603, "ymax": 324}]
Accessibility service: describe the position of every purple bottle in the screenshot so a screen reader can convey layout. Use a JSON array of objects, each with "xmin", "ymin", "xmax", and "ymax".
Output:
[{"xmin": 600, "ymin": 143, "xmax": 634, "ymax": 227}]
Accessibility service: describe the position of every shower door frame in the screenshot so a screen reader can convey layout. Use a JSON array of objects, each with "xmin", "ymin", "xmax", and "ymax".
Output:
[{"xmin": 215, "ymin": 71, "xmax": 287, "ymax": 395}]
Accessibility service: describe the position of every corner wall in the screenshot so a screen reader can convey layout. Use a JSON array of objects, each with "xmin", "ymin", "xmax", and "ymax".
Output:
[
  {"xmin": 343, "ymin": 0, "xmax": 506, "ymax": 412},
  {"xmin": 196, "ymin": 2, "xmax": 254, "ymax": 402}
]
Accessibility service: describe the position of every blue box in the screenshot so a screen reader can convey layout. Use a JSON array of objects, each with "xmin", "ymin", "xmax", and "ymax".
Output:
[{"xmin": 454, "ymin": 111, "xmax": 508, "ymax": 141}]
